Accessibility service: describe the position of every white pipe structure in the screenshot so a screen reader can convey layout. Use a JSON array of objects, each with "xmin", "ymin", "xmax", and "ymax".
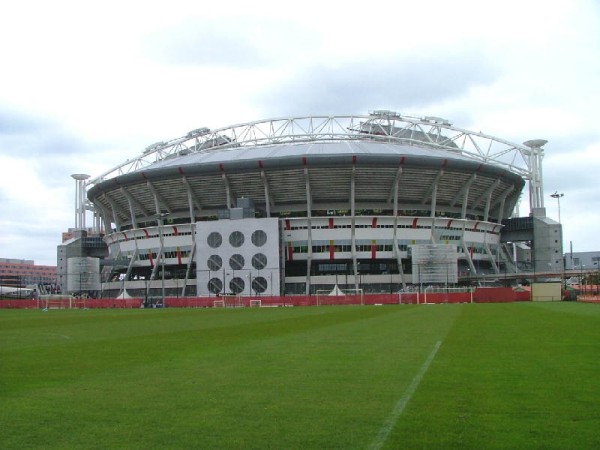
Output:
[
  {"xmin": 83, "ymin": 112, "xmax": 547, "ymax": 229},
  {"xmin": 71, "ymin": 173, "xmax": 90, "ymax": 229}
]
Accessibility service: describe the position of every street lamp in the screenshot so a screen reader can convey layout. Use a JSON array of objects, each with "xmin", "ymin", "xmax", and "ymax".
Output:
[{"xmin": 550, "ymin": 192, "xmax": 564, "ymax": 224}]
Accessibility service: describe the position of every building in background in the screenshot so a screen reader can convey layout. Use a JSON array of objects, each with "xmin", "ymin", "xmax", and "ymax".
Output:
[
  {"xmin": 0, "ymin": 258, "xmax": 57, "ymax": 292},
  {"xmin": 57, "ymin": 228, "xmax": 107, "ymax": 297},
  {"xmin": 61, "ymin": 111, "xmax": 563, "ymax": 300},
  {"xmin": 564, "ymin": 251, "xmax": 600, "ymax": 271}
]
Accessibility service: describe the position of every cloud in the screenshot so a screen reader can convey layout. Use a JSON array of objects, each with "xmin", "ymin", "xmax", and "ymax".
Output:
[
  {"xmin": 253, "ymin": 48, "xmax": 499, "ymax": 117},
  {"xmin": 145, "ymin": 17, "xmax": 317, "ymax": 69}
]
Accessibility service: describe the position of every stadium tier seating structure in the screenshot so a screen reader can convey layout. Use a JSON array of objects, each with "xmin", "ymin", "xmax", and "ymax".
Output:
[{"xmin": 67, "ymin": 111, "xmax": 560, "ymax": 299}]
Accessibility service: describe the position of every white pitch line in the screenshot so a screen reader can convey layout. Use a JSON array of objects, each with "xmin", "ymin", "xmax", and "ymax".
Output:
[
  {"xmin": 45, "ymin": 333, "xmax": 71, "ymax": 340},
  {"xmin": 368, "ymin": 340, "xmax": 442, "ymax": 450}
]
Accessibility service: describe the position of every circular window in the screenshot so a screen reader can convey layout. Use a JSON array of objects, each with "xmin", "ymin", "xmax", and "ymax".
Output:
[
  {"xmin": 229, "ymin": 231, "xmax": 245, "ymax": 247},
  {"xmin": 230, "ymin": 277, "xmax": 245, "ymax": 294},
  {"xmin": 207, "ymin": 232, "xmax": 222, "ymax": 248},
  {"xmin": 229, "ymin": 254, "xmax": 245, "ymax": 270},
  {"xmin": 207, "ymin": 255, "xmax": 222, "ymax": 271},
  {"xmin": 208, "ymin": 278, "xmax": 223, "ymax": 294},
  {"xmin": 252, "ymin": 253, "xmax": 267, "ymax": 270},
  {"xmin": 251, "ymin": 276, "xmax": 268, "ymax": 294},
  {"xmin": 251, "ymin": 230, "xmax": 267, "ymax": 247}
]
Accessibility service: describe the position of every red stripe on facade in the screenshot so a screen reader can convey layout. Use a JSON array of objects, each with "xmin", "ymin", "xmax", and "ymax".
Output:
[
  {"xmin": 143, "ymin": 229, "xmax": 149, "ymax": 239},
  {"xmin": 329, "ymin": 240, "xmax": 335, "ymax": 261},
  {"xmin": 173, "ymin": 226, "xmax": 179, "ymax": 236},
  {"xmin": 412, "ymin": 218, "xmax": 418, "ymax": 229},
  {"xmin": 177, "ymin": 247, "xmax": 182, "ymax": 265},
  {"xmin": 287, "ymin": 242, "xmax": 294, "ymax": 261},
  {"xmin": 219, "ymin": 163, "xmax": 225, "ymax": 172},
  {"xmin": 258, "ymin": 160, "xmax": 264, "ymax": 169},
  {"xmin": 302, "ymin": 156, "xmax": 308, "ymax": 166},
  {"xmin": 371, "ymin": 240, "xmax": 377, "ymax": 259},
  {"xmin": 447, "ymin": 219, "xmax": 453, "ymax": 228},
  {"xmin": 352, "ymin": 155, "xmax": 357, "ymax": 165},
  {"xmin": 328, "ymin": 217, "xmax": 334, "ymax": 229},
  {"xmin": 285, "ymin": 219, "xmax": 291, "ymax": 230},
  {"xmin": 122, "ymin": 232, "xmax": 128, "ymax": 241},
  {"xmin": 371, "ymin": 217, "xmax": 378, "ymax": 228},
  {"xmin": 474, "ymin": 221, "xmax": 480, "ymax": 231},
  {"xmin": 178, "ymin": 167, "xmax": 185, "ymax": 175},
  {"xmin": 148, "ymin": 250, "xmax": 154, "ymax": 268}
]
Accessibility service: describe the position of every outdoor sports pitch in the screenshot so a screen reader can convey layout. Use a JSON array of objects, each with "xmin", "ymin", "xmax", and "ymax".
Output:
[{"xmin": 1, "ymin": 303, "xmax": 599, "ymax": 449}]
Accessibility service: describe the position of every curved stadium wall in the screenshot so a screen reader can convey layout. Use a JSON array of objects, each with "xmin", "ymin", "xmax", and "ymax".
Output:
[{"xmin": 86, "ymin": 112, "xmax": 527, "ymax": 298}]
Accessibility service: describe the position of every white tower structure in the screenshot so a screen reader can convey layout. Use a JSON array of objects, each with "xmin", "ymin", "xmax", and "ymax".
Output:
[
  {"xmin": 523, "ymin": 139, "xmax": 547, "ymax": 211},
  {"xmin": 71, "ymin": 174, "xmax": 90, "ymax": 230}
]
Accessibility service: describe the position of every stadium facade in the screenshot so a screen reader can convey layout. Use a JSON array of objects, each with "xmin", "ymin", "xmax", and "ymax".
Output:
[{"xmin": 58, "ymin": 111, "xmax": 563, "ymax": 299}]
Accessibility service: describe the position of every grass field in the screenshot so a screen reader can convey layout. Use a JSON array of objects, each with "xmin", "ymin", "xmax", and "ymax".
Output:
[{"xmin": 1, "ymin": 303, "xmax": 599, "ymax": 449}]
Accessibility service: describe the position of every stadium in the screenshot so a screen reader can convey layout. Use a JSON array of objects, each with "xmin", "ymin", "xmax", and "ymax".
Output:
[{"xmin": 59, "ymin": 111, "xmax": 562, "ymax": 301}]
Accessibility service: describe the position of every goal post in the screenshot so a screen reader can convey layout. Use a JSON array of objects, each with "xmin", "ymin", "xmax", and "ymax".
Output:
[
  {"xmin": 213, "ymin": 294, "xmax": 243, "ymax": 308},
  {"xmin": 41, "ymin": 295, "xmax": 73, "ymax": 310},
  {"xmin": 249, "ymin": 299, "xmax": 262, "ymax": 308},
  {"xmin": 213, "ymin": 299, "xmax": 225, "ymax": 308},
  {"xmin": 315, "ymin": 288, "xmax": 364, "ymax": 306}
]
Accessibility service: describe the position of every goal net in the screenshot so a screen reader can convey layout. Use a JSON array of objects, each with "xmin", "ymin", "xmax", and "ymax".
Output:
[
  {"xmin": 41, "ymin": 295, "xmax": 74, "ymax": 310},
  {"xmin": 316, "ymin": 288, "xmax": 364, "ymax": 306},
  {"xmin": 213, "ymin": 294, "xmax": 243, "ymax": 308},
  {"xmin": 249, "ymin": 299, "xmax": 262, "ymax": 308}
]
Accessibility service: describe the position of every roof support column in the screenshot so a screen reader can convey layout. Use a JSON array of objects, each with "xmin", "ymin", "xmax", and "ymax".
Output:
[
  {"xmin": 120, "ymin": 187, "xmax": 142, "ymax": 229},
  {"xmin": 260, "ymin": 168, "xmax": 272, "ymax": 218},
  {"xmin": 461, "ymin": 183, "xmax": 471, "ymax": 219},
  {"xmin": 391, "ymin": 166, "xmax": 406, "ymax": 289},
  {"xmin": 93, "ymin": 201, "xmax": 111, "ymax": 235},
  {"xmin": 105, "ymin": 195, "xmax": 123, "ymax": 232},
  {"xmin": 304, "ymin": 160, "xmax": 313, "ymax": 295},
  {"xmin": 181, "ymin": 177, "xmax": 198, "ymax": 223},
  {"xmin": 430, "ymin": 173, "xmax": 442, "ymax": 218},
  {"xmin": 483, "ymin": 189, "xmax": 494, "ymax": 222},
  {"xmin": 495, "ymin": 186, "xmax": 514, "ymax": 223},
  {"xmin": 350, "ymin": 162, "xmax": 359, "ymax": 290},
  {"xmin": 221, "ymin": 171, "xmax": 233, "ymax": 209},
  {"xmin": 390, "ymin": 166, "xmax": 403, "ymax": 215}
]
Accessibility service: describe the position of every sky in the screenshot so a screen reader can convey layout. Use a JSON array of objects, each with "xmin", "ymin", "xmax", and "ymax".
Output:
[{"xmin": 1, "ymin": 0, "xmax": 599, "ymax": 266}]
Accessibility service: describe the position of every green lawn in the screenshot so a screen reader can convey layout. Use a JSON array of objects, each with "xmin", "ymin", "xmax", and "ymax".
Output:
[{"xmin": 1, "ymin": 303, "xmax": 599, "ymax": 449}]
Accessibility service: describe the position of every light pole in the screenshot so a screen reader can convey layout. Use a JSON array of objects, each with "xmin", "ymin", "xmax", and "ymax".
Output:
[{"xmin": 550, "ymin": 192, "xmax": 564, "ymax": 224}]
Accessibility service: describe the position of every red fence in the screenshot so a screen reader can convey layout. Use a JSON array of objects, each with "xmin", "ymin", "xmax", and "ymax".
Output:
[
  {"xmin": 0, "ymin": 298, "xmax": 143, "ymax": 309},
  {"xmin": 0, "ymin": 288, "xmax": 532, "ymax": 309}
]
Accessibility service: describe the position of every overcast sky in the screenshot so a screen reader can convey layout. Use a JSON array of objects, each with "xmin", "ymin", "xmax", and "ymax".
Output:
[{"xmin": 1, "ymin": 0, "xmax": 599, "ymax": 266}]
